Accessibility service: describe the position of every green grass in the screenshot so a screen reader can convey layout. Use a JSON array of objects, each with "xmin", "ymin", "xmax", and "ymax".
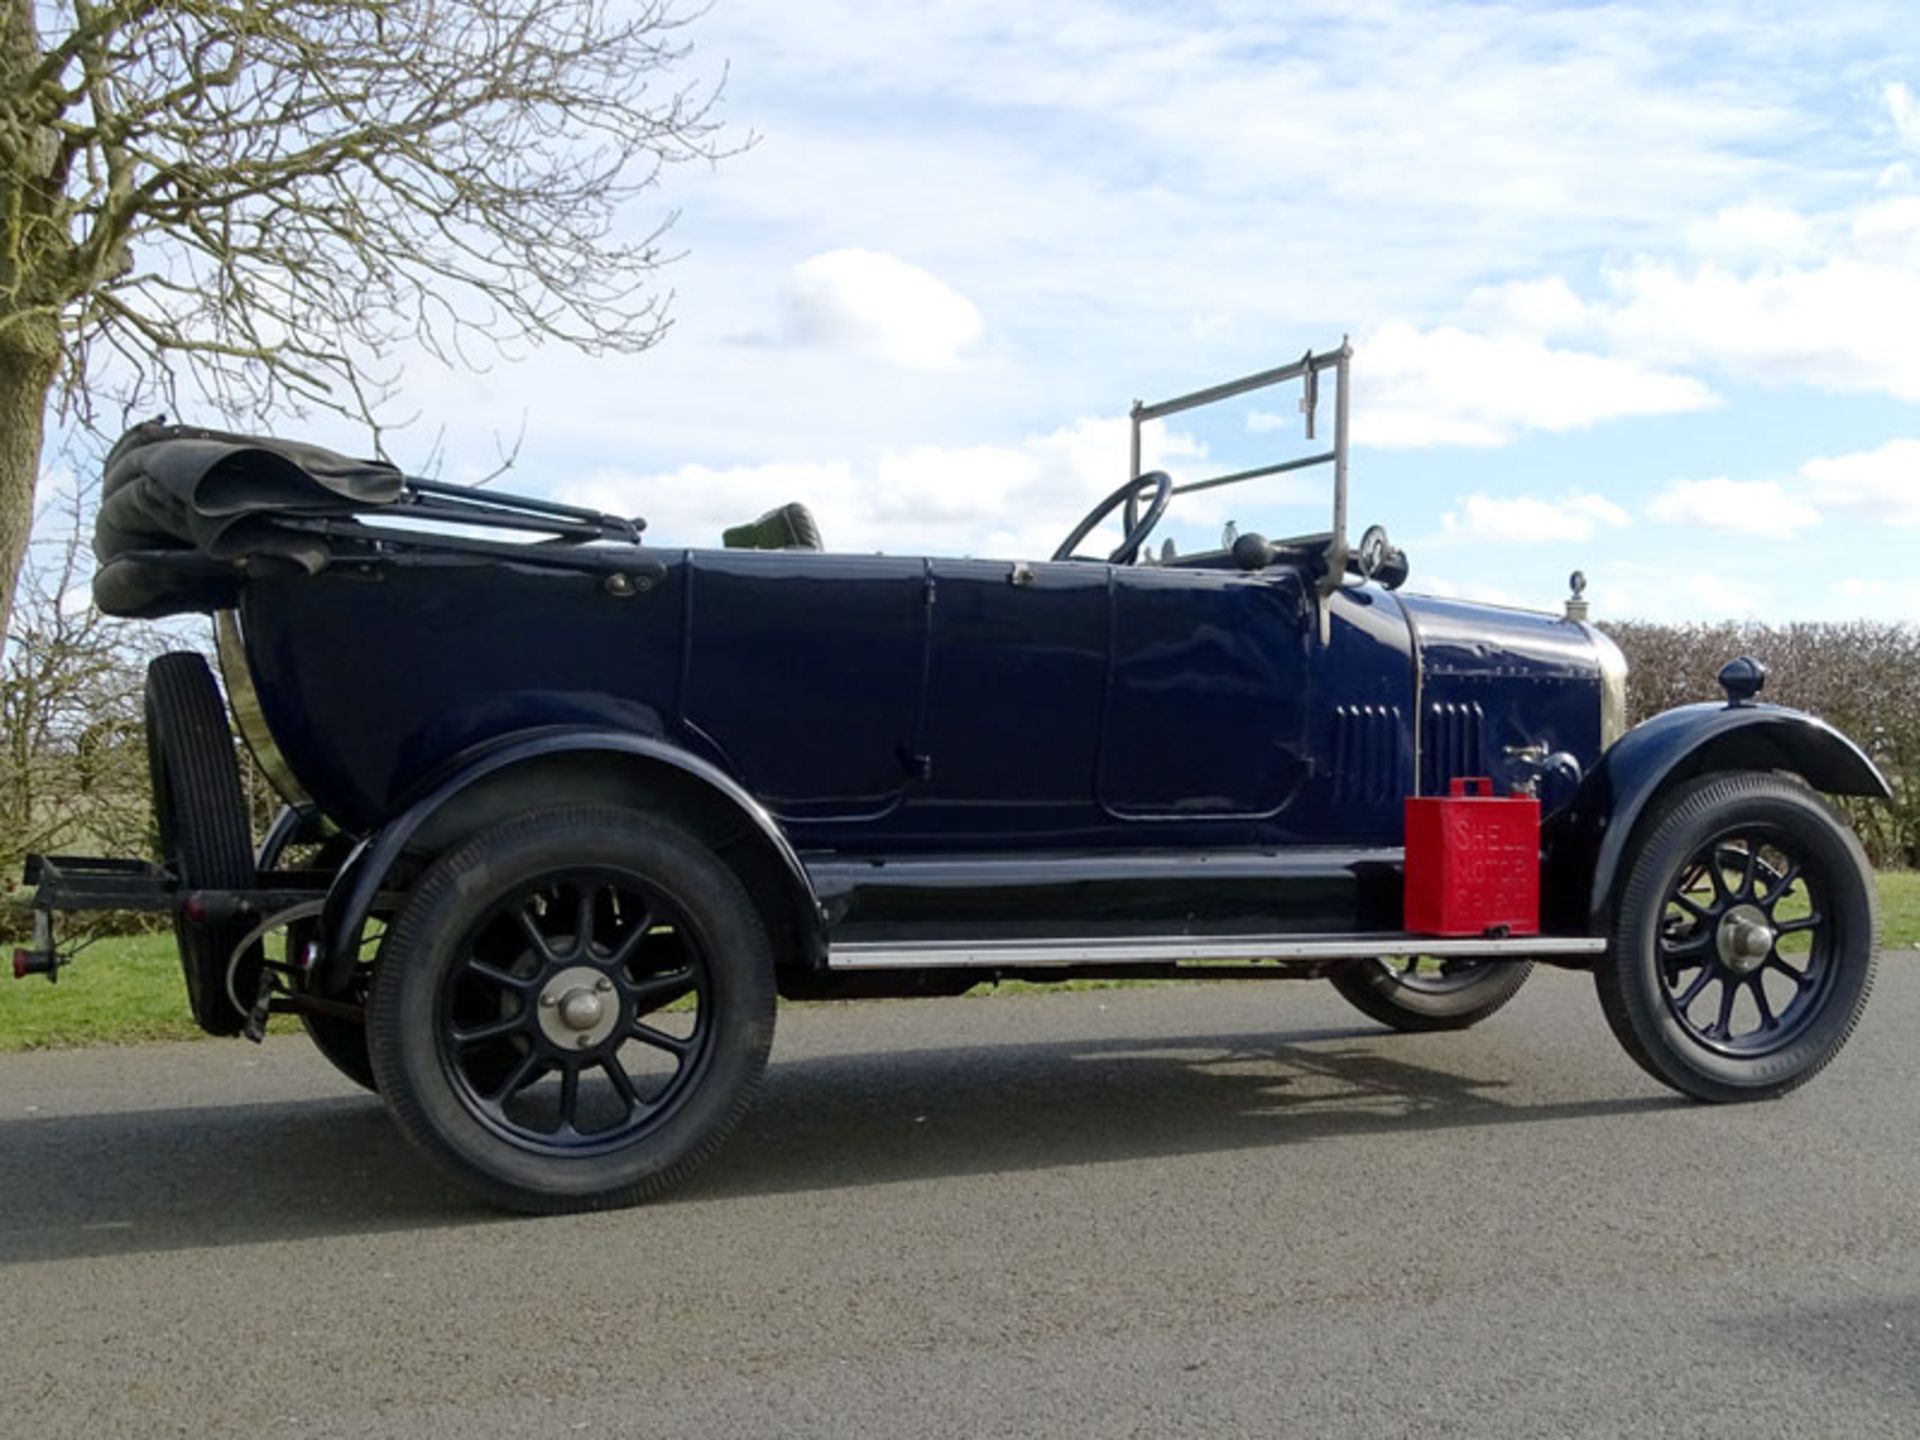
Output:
[
  {"xmin": 0, "ymin": 931, "xmax": 206, "ymax": 1050},
  {"xmin": 3, "ymin": 873, "xmax": 1917, "ymax": 1054}
]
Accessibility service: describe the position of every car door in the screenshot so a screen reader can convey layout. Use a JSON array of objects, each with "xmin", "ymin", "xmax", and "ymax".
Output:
[
  {"xmin": 681, "ymin": 550, "xmax": 926, "ymax": 824},
  {"xmin": 901, "ymin": 557, "xmax": 1110, "ymax": 840},
  {"xmin": 1097, "ymin": 564, "xmax": 1312, "ymax": 820}
]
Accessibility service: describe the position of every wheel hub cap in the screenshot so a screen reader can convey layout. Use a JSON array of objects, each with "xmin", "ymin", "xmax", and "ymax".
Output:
[
  {"xmin": 536, "ymin": 964, "xmax": 620, "ymax": 1049},
  {"xmin": 1716, "ymin": 904, "xmax": 1775, "ymax": 976}
]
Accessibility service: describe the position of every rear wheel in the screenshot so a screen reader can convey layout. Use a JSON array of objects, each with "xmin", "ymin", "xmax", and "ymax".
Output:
[
  {"xmin": 1329, "ymin": 956, "xmax": 1534, "ymax": 1032},
  {"xmin": 1595, "ymin": 772, "xmax": 1877, "ymax": 1102},
  {"xmin": 145, "ymin": 652, "xmax": 257, "ymax": 1035},
  {"xmin": 368, "ymin": 807, "xmax": 777, "ymax": 1213}
]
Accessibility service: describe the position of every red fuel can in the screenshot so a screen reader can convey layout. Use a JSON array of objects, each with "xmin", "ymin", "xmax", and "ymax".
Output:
[{"xmin": 1403, "ymin": 777, "xmax": 1540, "ymax": 937}]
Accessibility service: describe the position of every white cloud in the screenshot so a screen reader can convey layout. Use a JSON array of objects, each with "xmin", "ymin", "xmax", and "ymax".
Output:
[
  {"xmin": 1597, "ymin": 256, "xmax": 1920, "ymax": 400},
  {"xmin": 1582, "ymin": 192, "xmax": 1920, "ymax": 402},
  {"xmin": 1833, "ymin": 576, "xmax": 1920, "ymax": 620},
  {"xmin": 1800, "ymin": 437, "xmax": 1920, "ymax": 525},
  {"xmin": 1245, "ymin": 410, "xmax": 1292, "ymax": 434},
  {"xmin": 1353, "ymin": 324, "xmax": 1716, "ymax": 449},
  {"xmin": 1645, "ymin": 477, "xmax": 1822, "ymax": 539},
  {"xmin": 1424, "ymin": 174, "xmax": 1920, "ymax": 412},
  {"xmin": 1886, "ymin": 81, "xmax": 1920, "ymax": 152},
  {"xmin": 1678, "ymin": 574, "xmax": 1767, "ymax": 618},
  {"xmin": 1190, "ymin": 311, "xmax": 1235, "ymax": 342},
  {"xmin": 1439, "ymin": 492, "xmax": 1632, "ymax": 545},
  {"xmin": 1603, "ymin": 562, "xmax": 1769, "ymax": 621},
  {"xmin": 788, "ymin": 249, "xmax": 985, "ymax": 369},
  {"xmin": 1683, "ymin": 203, "xmax": 1817, "ymax": 263},
  {"xmin": 1460, "ymin": 277, "xmax": 1591, "ymax": 340}
]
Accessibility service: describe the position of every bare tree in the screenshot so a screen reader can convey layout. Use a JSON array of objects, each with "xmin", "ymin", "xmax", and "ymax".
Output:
[
  {"xmin": 1, "ymin": 478, "xmax": 157, "ymax": 922},
  {"xmin": 0, "ymin": 0, "xmax": 732, "ymax": 636}
]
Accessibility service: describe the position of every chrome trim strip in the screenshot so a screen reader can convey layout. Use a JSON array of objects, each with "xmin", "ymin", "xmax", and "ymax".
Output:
[
  {"xmin": 828, "ymin": 933, "xmax": 1606, "ymax": 970},
  {"xmin": 214, "ymin": 609, "xmax": 312, "ymax": 808}
]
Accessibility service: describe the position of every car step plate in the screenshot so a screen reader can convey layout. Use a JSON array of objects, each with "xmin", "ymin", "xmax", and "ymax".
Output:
[{"xmin": 827, "ymin": 933, "xmax": 1607, "ymax": 970}]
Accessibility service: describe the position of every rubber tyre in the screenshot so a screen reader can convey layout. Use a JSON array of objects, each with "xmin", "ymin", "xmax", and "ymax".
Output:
[
  {"xmin": 367, "ymin": 807, "xmax": 777, "ymax": 1213},
  {"xmin": 1329, "ymin": 958, "xmax": 1534, "ymax": 1032},
  {"xmin": 146, "ymin": 651, "xmax": 257, "ymax": 1035},
  {"xmin": 1595, "ymin": 772, "xmax": 1878, "ymax": 1103}
]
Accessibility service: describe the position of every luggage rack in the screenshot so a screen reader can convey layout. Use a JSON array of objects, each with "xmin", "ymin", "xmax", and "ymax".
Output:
[
  {"xmin": 109, "ymin": 472, "xmax": 670, "ymax": 588},
  {"xmin": 21, "ymin": 854, "xmax": 177, "ymax": 910},
  {"xmin": 307, "ymin": 474, "xmax": 657, "ymax": 565}
]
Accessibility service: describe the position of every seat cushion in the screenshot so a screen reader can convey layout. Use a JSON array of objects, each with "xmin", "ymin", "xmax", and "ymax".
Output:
[{"xmin": 721, "ymin": 503, "xmax": 823, "ymax": 551}]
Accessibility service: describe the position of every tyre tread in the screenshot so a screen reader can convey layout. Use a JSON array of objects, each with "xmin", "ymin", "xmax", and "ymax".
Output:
[
  {"xmin": 1595, "ymin": 771, "xmax": 1879, "ymax": 1103},
  {"xmin": 145, "ymin": 651, "xmax": 257, "ymax": 1035}
]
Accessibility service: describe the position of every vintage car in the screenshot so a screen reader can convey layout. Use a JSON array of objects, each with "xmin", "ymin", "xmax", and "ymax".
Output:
[{"xmin": 14, "ymin": 342, "xmax": 1888, "ymax": 1213}]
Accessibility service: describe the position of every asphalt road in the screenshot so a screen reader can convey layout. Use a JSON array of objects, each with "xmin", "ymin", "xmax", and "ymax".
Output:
[{"xmin": 2, "ymin": 963, "xmax": 1918, "ymax": 1439}]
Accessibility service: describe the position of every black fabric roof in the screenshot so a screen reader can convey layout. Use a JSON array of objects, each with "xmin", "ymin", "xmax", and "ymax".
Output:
[{"xmin": 93, "ymin": 422, "xmax": 404, "ymax": 618}]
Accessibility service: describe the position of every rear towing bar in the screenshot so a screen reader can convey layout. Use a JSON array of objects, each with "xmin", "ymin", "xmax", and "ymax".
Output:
[{"xmin": 11, "ymin": 852, "xmax": 346, "ymax": 989}]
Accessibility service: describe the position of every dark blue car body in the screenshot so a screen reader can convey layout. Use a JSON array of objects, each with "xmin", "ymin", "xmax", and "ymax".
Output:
[
  {"xmin": 243, "ymin": 554, "xmax": 1606, "ymax": 850},
  {"xmin": 222, "ymin": 534, "xmax": 1882, "ymax": 995}
]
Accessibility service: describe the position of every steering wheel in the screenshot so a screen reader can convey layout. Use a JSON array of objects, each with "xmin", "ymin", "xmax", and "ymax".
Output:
[{"xmin": 1052, "ymin": 471, "xmax": 1173, "ymax": 565}]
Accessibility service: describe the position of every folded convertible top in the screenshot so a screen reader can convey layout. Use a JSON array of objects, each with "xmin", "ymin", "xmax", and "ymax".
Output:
[{"xmin": 93, "ymin": 422, "xmax": 405, "ymax": 618}]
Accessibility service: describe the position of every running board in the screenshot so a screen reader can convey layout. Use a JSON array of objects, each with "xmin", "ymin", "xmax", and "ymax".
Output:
[{"xmin": 826, "ymin": 933, "xmax": 1607, "ymax": 971}]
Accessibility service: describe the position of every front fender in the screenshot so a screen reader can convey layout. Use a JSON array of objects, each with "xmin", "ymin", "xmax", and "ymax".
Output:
[
  {"xmin": 1543, "ymin": 702, "xmax": 1890, "ymax": 935},
  {"xmin": 316, "ymin": 727, "xmax": 819, "ymax": 992}
]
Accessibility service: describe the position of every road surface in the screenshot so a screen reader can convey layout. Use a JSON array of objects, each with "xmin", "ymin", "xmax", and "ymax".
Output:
[{"xmin": 3, "ymin": 963, "xmax": 1917, "ymax": 1438}]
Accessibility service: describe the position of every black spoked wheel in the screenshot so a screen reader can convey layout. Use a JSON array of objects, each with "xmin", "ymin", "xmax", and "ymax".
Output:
[
  {"xmin": 1597, "ymin": 772, "xmax": 1877, "ymax": 1102},
  {"xmin": 145, "ymin": 651, "xmax": 258, "ymax": 1036},
  {"xmin": 1329, "ymin": 955, "xmax": 1534, "ymax": 1032},
  {"xmin": 439, "ymin": 873, "xmax": 717, "ymax": 1153},
  {"xmin": 1657, "ymin": 841, "xmax": 1834, "ymax": 1054},
  {"xmin": 369, "ymin": 808, "xmax": 776, "ymax": 1212}
]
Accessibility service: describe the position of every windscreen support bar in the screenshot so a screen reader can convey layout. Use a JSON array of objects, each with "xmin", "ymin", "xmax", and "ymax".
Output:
[
  {"xmin": 1128, "ymin": 338, "xmax": 1352, "ymax": 605},
  {"xmin": 1170, "ymin": 449, "xmax": 1338, "ymax": 497}
]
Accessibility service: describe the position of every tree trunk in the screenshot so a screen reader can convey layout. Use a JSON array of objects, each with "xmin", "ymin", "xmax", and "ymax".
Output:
[{"xmin": 0, "ymin": 338, "xmax": 61, "ymax": 645}]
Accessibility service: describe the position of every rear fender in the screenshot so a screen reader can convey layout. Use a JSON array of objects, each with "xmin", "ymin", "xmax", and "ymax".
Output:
[
  {"xmin": 316, "ymin": 729, "xmax": 822, "ymax": 993},
  {"xmin": 1542, "ymin": 702, "xmax": 1890, "ymax": 935}
]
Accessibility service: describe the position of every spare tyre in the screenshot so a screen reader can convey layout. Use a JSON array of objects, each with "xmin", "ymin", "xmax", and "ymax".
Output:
[{"xmin": 146, "ymin": 651, "xmax": 258, "ymax": 1035}]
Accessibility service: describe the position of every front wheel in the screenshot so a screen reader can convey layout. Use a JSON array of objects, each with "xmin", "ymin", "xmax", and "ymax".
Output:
[
  {"xmin": 367, "ymin": 807, "xmax": 777, "ymax": 1213},
  {"xmin": 1596, "ymin": 772, "xmax": 1878, "ymax": 1103},
  {"xmin": 1329, "ymin": 957, "xmax": 1533, "ymax": 1032}
]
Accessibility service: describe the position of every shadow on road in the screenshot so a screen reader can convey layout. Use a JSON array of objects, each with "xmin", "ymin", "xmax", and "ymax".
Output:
[
  {"xmin": 0, "ymin": 1023, "xmax": 1672, "ymax": 1264},
  {"xmin": 702, "ymin": 1024, "xmax": 1674, "ymax": 1200},
  {"xmin": 1732, "ymin": 1294, "xmax": 1920, "ymax": 1402}
]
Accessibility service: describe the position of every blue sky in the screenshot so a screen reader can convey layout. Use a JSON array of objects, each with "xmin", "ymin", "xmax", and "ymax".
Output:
[{"xmin": 304, "ymin": 0, "xmax": 1920, "ymax": 622}]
